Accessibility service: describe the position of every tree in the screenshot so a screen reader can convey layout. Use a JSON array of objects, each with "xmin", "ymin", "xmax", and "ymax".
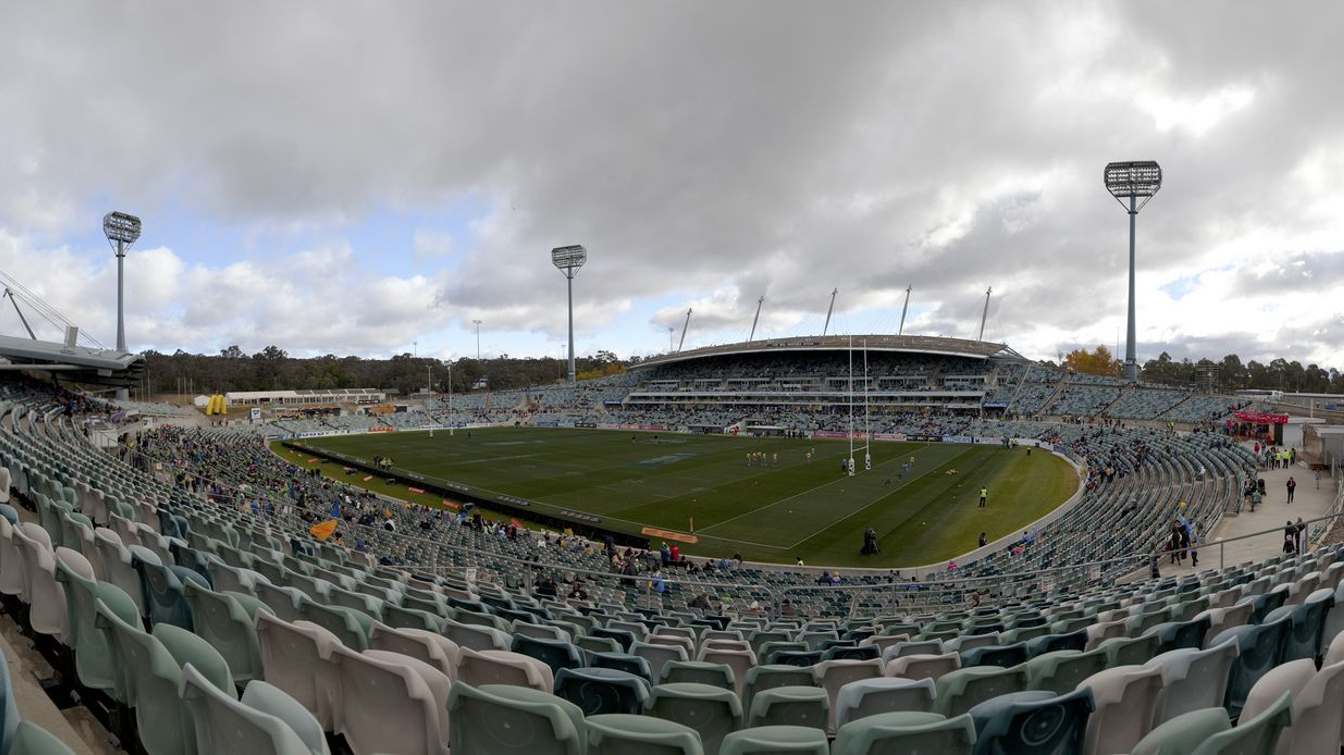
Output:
[
  {"xmin": 219, "ymin": 345, "xmax": 245, "ymax": 359},
  {"xmin": 1064, "ymin": 346, "xmax": 1121, "ymax": 377}
]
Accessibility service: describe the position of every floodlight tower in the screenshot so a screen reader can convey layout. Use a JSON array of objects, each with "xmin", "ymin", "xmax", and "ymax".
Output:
[
  {"xmin": 551, "ymin": 245, "xmax": 587, "ymax": 383},
  {"xmin": 472, "ymin": 319, "xmax": 482, "ymax": 360},
  {"xmin": 103, "ymin": 211, "xmax": 142, "ymax": 354},
  {"xmin": 1104, "ymin": 161, "xmax": 1162, "ymax": 382},
  {"xmin": 103, "ymin": 211, "xmax": 141, "ymax": 401}
]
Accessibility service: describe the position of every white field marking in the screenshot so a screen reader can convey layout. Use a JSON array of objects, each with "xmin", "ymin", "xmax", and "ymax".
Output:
[
  {"xmin": 698, "ymin": 451, "xmax": 933, "ymax": 537},
  {"xmin": 785, "ymin": 446, "xmax": 992, "ymax": 550}
]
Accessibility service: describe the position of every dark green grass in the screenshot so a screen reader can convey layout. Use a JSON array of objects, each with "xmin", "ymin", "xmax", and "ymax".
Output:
[{"xmin": 294, "ymin": 427, "xmax": 1078, "ymax": 567}]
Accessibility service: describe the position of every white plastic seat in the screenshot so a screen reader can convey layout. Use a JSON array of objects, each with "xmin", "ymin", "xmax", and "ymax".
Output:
[
  {"xmin": 333, "ymin": 648, "xmax": 450, "ymax": 755},
  {"xmin": 368, "ymin": 623, "xmax": 461, "ymax": 679},
  {"xmin": 649, "ymin": 634, "xmax": 696, "ymax": 656},
  {"xmin": 632, "ymin": 641, "xmax": 690, "ymax": 683},
  {"xmin": 1077, "ymin": 664, "xmax": 1164, "ymax": 755},
  {"xmin": 1083, "ymin": 619, "xmax": 1126, "ymax": 651},
  {"xmin": 814, "ymin": 659, "xmax": 883, "ymax": 732},
  {"xmin": 15, "ymin": 524, "xmax": 71, "ymax": 641},
  {"xmin": 697, "ymin": 647, "xmax": 756, "ymax": 698},
  {"xmin": 1277, "ymin": 659, "xmax": 1344, "ymax": 755},
  {"xmin": 1144, "ymin": 638, "xmax": 1239, "ymax": 723},
  {"xmin": 256, "ymin": 613, "xmax": 343, "ymax": 729},
  {"xmin": 0, "ymin": 516, "xmax": 27, "ymax": 597},
  {"xmin": 456, "ymin": 648, "xmax": 553, "ymax": 692}
]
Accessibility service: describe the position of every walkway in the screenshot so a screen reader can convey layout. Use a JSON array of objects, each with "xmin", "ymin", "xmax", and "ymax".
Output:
[{"xmin": 1162, "ymin": 458, "xmax": 1337, "ymax": 578}]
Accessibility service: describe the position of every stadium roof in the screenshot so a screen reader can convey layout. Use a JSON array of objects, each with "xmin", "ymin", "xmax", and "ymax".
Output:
[
  {"xmin": 0, "ymin": 333, "xmax": 143, "ymax": 386},
  {"xmin": 632, "ymin": 334, "xmax": 1023, "ymax": 370}
]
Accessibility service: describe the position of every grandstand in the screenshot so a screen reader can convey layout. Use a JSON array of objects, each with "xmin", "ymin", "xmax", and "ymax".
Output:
[{"xmin": 2, "ymin": 347, "xmax": 1341, "ymax": 753}]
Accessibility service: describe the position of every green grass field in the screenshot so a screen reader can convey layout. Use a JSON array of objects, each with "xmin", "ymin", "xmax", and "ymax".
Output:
[{"xmin": 286, "ymin": 427, "xmax": 1078, "ymax": 567}]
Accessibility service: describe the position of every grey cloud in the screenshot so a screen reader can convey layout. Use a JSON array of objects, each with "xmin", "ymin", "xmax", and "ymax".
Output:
[{"xmin": 3, "ymin": 1, "xmax": 1344, "ymax": 363}]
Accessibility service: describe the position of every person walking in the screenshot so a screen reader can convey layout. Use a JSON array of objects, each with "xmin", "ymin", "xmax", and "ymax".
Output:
[
  {"xmin": 978, "ymin": 531, "xmax": 988, "ymax": 548},
  {"xmin": 978, "ymin": 487, "xmax": 988, "ymax": 508},
  {"xmin": 1284, "ymin": 521, "xmax": 1298, "ymax": 555},
  {"xmin": 1295, "ymin": 517, "xmax": 1306, "ymax": 553},
  {"xmin": 1287, "ymin": 476, "xmax": 1296, "ymax": 504}
]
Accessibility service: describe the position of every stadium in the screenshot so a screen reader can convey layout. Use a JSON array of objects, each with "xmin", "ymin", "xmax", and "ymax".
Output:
[{"xmin": 6, "ymin": 4, "xmax": 1344, "ymax": 755}]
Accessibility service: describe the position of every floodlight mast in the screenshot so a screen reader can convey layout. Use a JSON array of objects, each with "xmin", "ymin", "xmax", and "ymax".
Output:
[
  {"xmin": 1104, "ymin": 161, "xmax": 1162, "ymax": 382},
  {"xmin": 551, "ymin": 245, "xmax": 587, "ymax": 384},
  {"xmin": 102, "ymin": 211, "xmax": 141, "ymax": 354}
]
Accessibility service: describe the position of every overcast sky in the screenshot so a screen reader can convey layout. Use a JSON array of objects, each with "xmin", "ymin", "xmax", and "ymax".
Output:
[{"xmin": 2, "ymin": 1, "xmax": 1342, "ymax": 367}]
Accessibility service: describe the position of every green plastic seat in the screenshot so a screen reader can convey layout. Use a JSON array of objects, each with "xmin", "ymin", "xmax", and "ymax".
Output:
[
  {"xmin": 832, "ymin": 711, "xmax": 975, "ymax": 755},
  {"xmin": 718, "ymin": 725, "xmax": 828, "ymax": 755},
  {"xmin": 747, "ymin": 685, "xmax": 828, "ymax": 729},
  {"xmin": 935, "ymin": 665, "xmax": 1028, "ymax": 718},
  {"xmin": 181, "ymin": 664, "xmax": 312, "ymax": 755},
  {"xmin": 1192, "ymin": 690, "xmax": 1291, "ymax": 754},
  {"xmin": 298, "ymin": 599, "xmax": 372, "ymax": 650},
  {"xmin": 55, "ymin": 553, "xmax": 139, "ymax": 692},
  {"xmin": 1097, "ymin": 633, "xmax": 1161, "ymax": 667},
  {"xmin": 183, "ymin": 581, "xmax": 267, "ymax": 683},
  {"xmin": 1024, "ymin": 649, "xmax": 1108, "ymax": 696},
  {"xmin": 95, "ymin": 601, "xmax": 236, "ymax": 755},
  {"xmin": 448, "ymin": 682, "xmax": 586, "ymax": 754},
  {"xmin": 744, "ymin": 665, "xmax": 816, "ymax": 711},
  {"xmin": 660, "ymin": 660, "xmax": 735, "ymax": 690},
  {"xmin": 443, "ymin": 616, "xmax": 511, "ymax": 651},
  {"xmin": 1130, "ymin": 708, "xmax": 1231, "ymax": 755},
  {"xmin": 8, "ymin": 721, "xmax": 77, "ymax": 755},
  {"xmin": 647, "ymin": 682, "xmax": 742, "ymax": 754},
  {"xmin": 585, "ymin": 713, "xmax": 704, "ymax": 754}
]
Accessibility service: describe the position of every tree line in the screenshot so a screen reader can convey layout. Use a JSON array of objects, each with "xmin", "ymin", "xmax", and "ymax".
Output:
[
  {"xmin": 137, "ymin": 346, "xmax": 627, "ymax": 397},
  {"xmin": 1062, "ymin": 345, "xmax": 1344, "ymax": 394}
]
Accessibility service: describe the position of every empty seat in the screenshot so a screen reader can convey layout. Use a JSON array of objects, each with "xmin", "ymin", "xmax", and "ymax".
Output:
[
  {"xmin": 834, "ymin": 676, "xmax": 936, "ymax": 726},
  {"xmin": 589, "ymin": 651, "xmax": 653, "ymax": 682},
  {"xmin": 511, "ymin": 634, "xmax": 583, "ymax": 676},
  {"xmin": 585, "ymin": 713, "xmax": 703, "ymax": 754},
  {"xmin": 814, "ymin": 659, "xmax": 883, "ymax": 732},
  {"xmin": 1077, "ymin": 664, "xmax": 1164, "ymax": 755},
  {"xmin": 1132, "ymin": 690, "xmax": 1291, "ymax": 755},
  {"xmin": 456, "ymin": 648, "xmax": 554, "ymax": 692},
  {"xmin": 660, "ymin": 660, "xmax": 735, "ymax": 690},
  {"xmin": 1024, "ymin": 649, "xmax": 1108, "ymax": 696},
  {"xmin": 631, "ymin": 641, "xmax": 689, "ymax": 683},
  {"xmin": 832, "ymin": 711, "xmax": 976, "ymax": 755},
  {"xmin": 934, "ymin": 665, "xmax": 1028, "ymax": 719},
  {"xmin": 1210, "ymin": 612, "xmax": 1292, "ymax": 717},
  {"xmin": 647, "ymin": 682, "xmax": 741, "ymax": 754},
  {"xmin": 1144, "ymin": 639, "xmax": 1239, "ymax": 723},
  {"xmin": 332, "ymin": 647, "xmax": 449, "ymax": 755},
  {"xmin": 447, "ymin": 682, "xmax": 586, "ymax": 754},
  {"xmin": 256, "ymin": 613, "xmax": 343, "ymax": 729},
  {"xmin": 966, "ymin": 688, "xmax": 1092, "ymax": 755},
  {"xmin": 368, "ymin": 624, "xmax": 460, "ymax": 679},
  {"xmin": 885, "ymin": 652, "xmax": 960, "ymax": 682},
  {"xmin": 746, "ymin": 685, "xmax": 828, "ymax": 729},
  {"xmin": 719, "ymin": 725, "xmax": 828, "ymax": 755},
  {"xmin": 180, "ymin": 663, "xmax": 317, "ymax": 755},
  {"xmin": 554, "ymin": 667, "xmax": 650, "ymax": 715},
  {"xmin": 184, "ymin": 581, "xmax": 269, "ymax": 683}
]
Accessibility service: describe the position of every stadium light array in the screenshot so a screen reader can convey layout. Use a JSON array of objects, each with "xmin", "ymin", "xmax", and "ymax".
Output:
[
  {"xmin": 552, "ymin": 245, "xmax": 588, "ymax": 384},
  {"xmin": 102, "ymin": 211, "xmax": 142, "ymax": 364},
  {"xmin": 1103, "ymin": 161, "xmax": 1162, "ymax": 382}
]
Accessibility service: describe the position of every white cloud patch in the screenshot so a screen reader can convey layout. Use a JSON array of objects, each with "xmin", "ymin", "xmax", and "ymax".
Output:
[{"xmin": 0, "ymin": 1, "xmax": 1343, "ymax": 366}]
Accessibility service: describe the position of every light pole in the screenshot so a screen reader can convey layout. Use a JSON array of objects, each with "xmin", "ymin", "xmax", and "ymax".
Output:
[
  {"xmin": 472, "ymin": 320, "xmax": 482, "ymax": 360},
  {"xmin": 428, "ymin": 362, "xmax": 434, "ymax": 438},
  {"xmin": 1104, "ymin": 161, "xmax": 1162, "ymax": 382},
  {"xmin": 551, "ymin": 245, "xmax": 587, "ymax": 383},
  {"xmin": 103, "ymin": 211, "xmax": 141, "ymax": 401},
  {"xmin": 447, "ymin": 359, "xmax": 454, "ymax": 437}
]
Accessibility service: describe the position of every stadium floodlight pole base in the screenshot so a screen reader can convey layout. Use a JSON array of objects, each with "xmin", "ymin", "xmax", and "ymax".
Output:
[
  {"xmin": 865, "ymin": 453, "xmax": 871, "ymax": 472},
  {"xmin": 848, "ymin": 457, "xmax": 855, "ymax": 477}
]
